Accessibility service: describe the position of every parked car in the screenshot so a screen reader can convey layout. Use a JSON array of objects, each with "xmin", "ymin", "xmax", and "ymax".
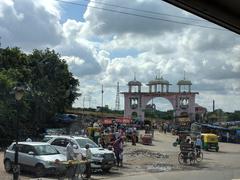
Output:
[
  {"xmin": 54, "ymin": 113, "xmax": 78, "ymax": 123},
  {"xmin": 46, "ymin": 135, "xmax": 116, "ymax": 172},
  {"xmin": 3, "ymin": 142, "xmax": 66, "ymax": 177}
]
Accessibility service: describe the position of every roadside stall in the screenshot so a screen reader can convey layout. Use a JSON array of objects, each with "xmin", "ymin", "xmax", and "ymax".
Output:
[
  {"xmin": 116, "ymin": 117, "xmax": 131, "ymax": 141},
  {"xmin": 101, "ymin": 118, "xmax": 114, "ymax": 147},
  {"xmin": 140, "ymin": 133, "xmax": 152, "ymax": 145},
  {"xmin": 53, "ymin": 160, "xmax": 87, "ymax": 179}
]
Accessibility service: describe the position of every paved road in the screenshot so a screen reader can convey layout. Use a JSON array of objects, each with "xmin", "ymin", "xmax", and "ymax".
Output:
[
  {"xmin": 112, "ymin": 169, "xmax": 240, "ymax": 180},
  {"xmin": 0, "ymin": 132, "xmax": 240, "ymax": 180}
]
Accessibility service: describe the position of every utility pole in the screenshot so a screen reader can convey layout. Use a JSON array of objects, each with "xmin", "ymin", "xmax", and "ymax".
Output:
[
  {"xmin": 0, "ymin": 36, "xmax": 2, "ymax": 48},
  {"xmin": 115, "ymin": 82, "xmax": 120, "ymax": 110},
  {"xmin": 82, "ymin": 96, "xmax": 85, "ymax": 121},
  {"xmin": 213, "ymin": 99, "xmax": 215, "ymax": 112},
  {"xmin": 88, "ymin": 95, "xmax": 91, "ymax": 108},
  {"xmin": 101, "ymin": 85, "xmax": 104, "ymax": 120}
]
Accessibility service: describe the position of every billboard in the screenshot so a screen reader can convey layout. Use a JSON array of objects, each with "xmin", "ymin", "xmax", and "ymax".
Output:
[
  {"xmin": 102, "ymin": 118, "xmax": 113, "ymax": 125},
  {"xmin": 116, "ymin": 117, "xmax": 132, "ymax": 124}
]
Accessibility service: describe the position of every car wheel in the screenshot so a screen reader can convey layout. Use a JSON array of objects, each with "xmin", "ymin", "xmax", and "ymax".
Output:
[
  {"xmin": 35, "ymin": 164, "xmax": 45, "ymax": 177},
  {"xmin": 178, "ymin": 152, "xmax": 185, "ymax": 165},
  {"xmin": 4, "ymin": 159, "xmax": 12, "ymax": 173},
  {"xmin": 102, "ymin": 167, "xmax": 111, "ymax": 173}
]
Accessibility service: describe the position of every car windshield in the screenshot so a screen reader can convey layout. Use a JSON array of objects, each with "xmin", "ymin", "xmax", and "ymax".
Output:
[
  {"xmin": 41, "ymin": 137, "xmax": 53, "ymax": 142},
  {"xmin": 34, "ymin": 145, "xmax": 59, "ymax": 155},
  {"xmin": 76, "ymin": 138, "xmax": 98, "ymax": 148}
]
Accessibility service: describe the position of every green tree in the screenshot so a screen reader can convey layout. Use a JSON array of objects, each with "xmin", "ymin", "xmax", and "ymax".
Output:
[
  {"xmin": 0, "ymin": 47, "xmax": 80, "ymax": 142},
  {"xmin": 28, "ymin": 48, "xmax": 80, "ymax": 128}
]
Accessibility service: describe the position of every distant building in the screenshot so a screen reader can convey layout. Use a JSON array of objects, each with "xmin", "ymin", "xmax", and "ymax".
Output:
[{"xmin": 195, "ymin": 104, "xmax": 207, "ymax": 122}]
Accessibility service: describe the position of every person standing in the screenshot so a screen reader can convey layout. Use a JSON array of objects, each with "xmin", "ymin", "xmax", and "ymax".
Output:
[
  {"xmin": 98, "ymin": 133, "xmax": 106, "ymax": 148},
  {"xmin": 163, "ymin": 123, "xmax": 167, "ymax": 134},
  {"xmin": 113, "ymin": 137, "xmax": 123, "ymax": 167},
  {"xmin": 119, "ymin": 137, "xmax": 124, "ymax": 167},
  {"xmin": 66, "ymin": 141, "xmax": 77, "ymax": 180},
  {"xmin": 132, "ymin": 130, "xmax": 137, "ymax": 146},
  {"xmin": 226, "ymin": 131, "xmax": 230, "ymax": 142},
  {"xmin": 66, "ymin": 142, "xmax": 76, "ymax": 161},
  {"xmin": 85, "ymin": 144, "xmax": 92, "ymax": 179}
]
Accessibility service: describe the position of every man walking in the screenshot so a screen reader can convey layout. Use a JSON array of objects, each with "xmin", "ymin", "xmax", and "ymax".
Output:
[{"xmin": 113, "ymin": 136, "xmax": 124, "ymax": 167}]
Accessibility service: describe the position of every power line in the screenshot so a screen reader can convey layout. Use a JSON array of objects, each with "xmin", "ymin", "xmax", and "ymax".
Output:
[
  {"xmin": 82, "ymin": 0, "xmax": 206, "ymax": 22},
  {"xmin": 101, "ymin": 84, "xmax": 104, "ymax": 120},
  {"xmin": 54, "ymin": 0, "xmax": 227, "ymax": 31}
]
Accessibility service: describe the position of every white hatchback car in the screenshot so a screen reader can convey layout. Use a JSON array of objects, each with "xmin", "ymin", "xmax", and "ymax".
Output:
[
  {"xmin": 4, "ymin": 142, "xmax": 66, "ymax": 177},
  {"xmin": 46, "ymin": 135, "xmax": 116, "ymax": 172}
]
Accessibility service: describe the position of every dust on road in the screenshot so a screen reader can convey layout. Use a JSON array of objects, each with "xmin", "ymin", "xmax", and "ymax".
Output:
[{"xmin": 0, "ymin": 132, "xmax": 240, "ymax": 180}]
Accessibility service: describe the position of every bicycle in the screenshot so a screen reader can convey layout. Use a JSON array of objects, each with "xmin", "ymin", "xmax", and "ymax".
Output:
[
  {"xmin": 195, "ymin": 147, "xmax": 203, "ymax": 162},
  {"xmin": 178, "ymin": 143, "xmax": 203, "ymax": 165}
]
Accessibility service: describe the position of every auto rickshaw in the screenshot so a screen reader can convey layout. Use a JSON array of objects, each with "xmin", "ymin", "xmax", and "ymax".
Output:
[{"xmin": 201, "ymin": 133, "xmax": 219, "ymax": 152}]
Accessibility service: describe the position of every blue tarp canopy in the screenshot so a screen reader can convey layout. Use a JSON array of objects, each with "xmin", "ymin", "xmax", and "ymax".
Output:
[
  {"xmin": 201, "ymin": 124, "xmax": 228, "ymax": 131},
  {"xmin": 55, "ymin": 113, "xmax": 78, "ymax": 123}
]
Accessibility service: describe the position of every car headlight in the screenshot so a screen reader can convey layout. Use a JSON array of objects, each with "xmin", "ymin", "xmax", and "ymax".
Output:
[{"xmin": 92, "ymin": 154, "xmax": 104, "ymax": 158}]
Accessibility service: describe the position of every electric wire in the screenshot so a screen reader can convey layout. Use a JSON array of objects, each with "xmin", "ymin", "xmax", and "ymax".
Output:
[
  {"xmin": 54, "ymin": 0, "xmax": 227, "ymax": 31},
  {"xmin": 82, "ymin": 0, "xmax": 207, "ymax": 22}
]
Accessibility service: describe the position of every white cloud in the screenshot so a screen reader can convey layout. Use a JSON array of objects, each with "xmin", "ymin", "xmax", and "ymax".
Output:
[
  {"xmin": 57, "ymin": 40, "xmax": 102, "ymax": 76},
  {"xmin": 62, "ymin": 19, "xmax": 84, "ymax": 39},
  {"xmin": 1, "ymin": 0, "xmax": 240, "ymax": 112},
  {"xmin": 83, "ymin": 0, "xmax": 187, "ymax": 36},
  {"xmin": 0, "ymin": 0, "xmax": 63, "ymax": 49}
]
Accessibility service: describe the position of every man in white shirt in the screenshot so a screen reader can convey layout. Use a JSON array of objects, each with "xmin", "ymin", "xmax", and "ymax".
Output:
[
  {"xmin": 66, "ymin": 142, "xmax": 76, "ymax": 161},
  {"xmin": 66, "ymin": 142, "xmax": 78, "ymax": 180}
]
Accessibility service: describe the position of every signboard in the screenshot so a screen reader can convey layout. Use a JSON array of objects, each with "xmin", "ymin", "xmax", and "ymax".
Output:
[
  {"xmin": 102, "ymin": 118, "xmax": 113, "ymax": 125},
  {"xmin": 116, "ymin": 117, "xmax": 132, "ymax": 124}
]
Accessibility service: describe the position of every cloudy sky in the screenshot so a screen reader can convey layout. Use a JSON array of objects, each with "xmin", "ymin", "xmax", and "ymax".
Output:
[{"xmin": 1, "ymin": 0, "xmax": 240, "ymax": 112}]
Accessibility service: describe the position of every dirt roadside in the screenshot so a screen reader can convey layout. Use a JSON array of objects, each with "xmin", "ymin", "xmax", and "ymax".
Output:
[{"xmin": 1, "ymin": 131, "xmax": 239, "ymax": 180}]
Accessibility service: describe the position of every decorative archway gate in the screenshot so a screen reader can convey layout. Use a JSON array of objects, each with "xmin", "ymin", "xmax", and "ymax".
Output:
[{"xmin": 122, "ymin": 76, "xmax": 199, "ymax": 122}]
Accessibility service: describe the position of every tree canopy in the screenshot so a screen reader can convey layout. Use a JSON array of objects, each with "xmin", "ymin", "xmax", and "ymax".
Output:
[{"xmin": 0, "ymin": 47, "xmax": 80, "ymax": 144}]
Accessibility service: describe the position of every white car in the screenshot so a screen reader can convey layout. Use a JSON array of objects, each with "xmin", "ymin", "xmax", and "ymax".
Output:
[
  {"xmin": 4, "ymin": 142, "xmax": 66, "ymax": 177},
  {"xmin": 46, "ymin": 135, "xmax": 116, "ymax": 172}
]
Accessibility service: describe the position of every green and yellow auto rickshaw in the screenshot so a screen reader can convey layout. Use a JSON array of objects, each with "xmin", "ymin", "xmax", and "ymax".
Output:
[{"xmin": 201, "ymin": 133, "xmax": 219, "ymax": 152}]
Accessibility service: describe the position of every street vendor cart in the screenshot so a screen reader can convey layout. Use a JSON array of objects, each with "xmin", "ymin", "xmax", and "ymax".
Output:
[
  {"xmin": 141, "ymin": 134, "xmax": 152, "ymax": 145},
  {"xmin": 56, "ymin": 160, "xmax": 87, "ymax": 179}
]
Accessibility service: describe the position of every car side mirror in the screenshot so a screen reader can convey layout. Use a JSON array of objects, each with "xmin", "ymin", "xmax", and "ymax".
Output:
[
  {"xmin": 73, "ymin": 144, "xmax": 78, "ymax": 149},
  {"xmin": 28, "ymin": 151, "xmax": 35, "ymax": 155}
]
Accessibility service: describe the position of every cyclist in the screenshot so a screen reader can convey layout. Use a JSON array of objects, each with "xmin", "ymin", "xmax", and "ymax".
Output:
[{"xmin": 195, "ymin": 136, "xmax": 202, "ymax": 154}]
